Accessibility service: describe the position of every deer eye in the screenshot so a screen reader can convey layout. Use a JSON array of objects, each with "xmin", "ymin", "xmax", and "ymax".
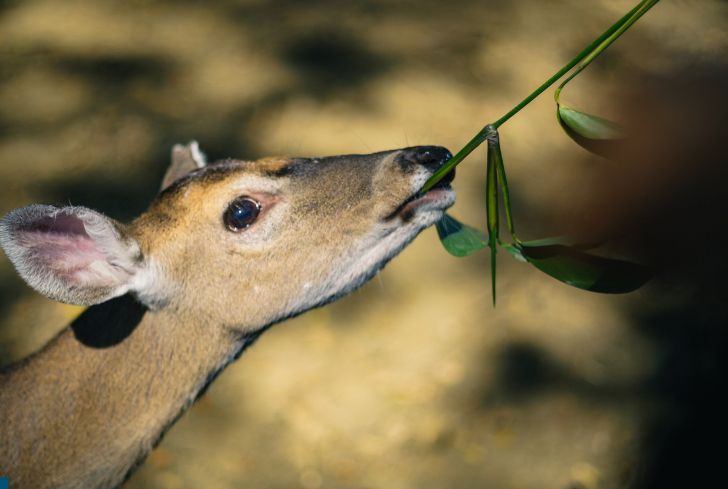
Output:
[{"xmin": 224, "ymin": 197, "xmax": 261, "ymax": 232}]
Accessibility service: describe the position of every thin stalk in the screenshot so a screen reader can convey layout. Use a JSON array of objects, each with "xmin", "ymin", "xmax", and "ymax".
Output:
[
  {"xmin": 491, "ymin": 130, "xmax": 517, "ymax": 243},
  {"xmin": 421, "ymin": 0, "xmax": 654, "ymax": 192},
  {"xmin": 556, "ymin": 0, "xmax": 659, "ymax": 102},
  {"xmin": 486, "ymin": 133, "xmax": 499, "ymax": 306}
]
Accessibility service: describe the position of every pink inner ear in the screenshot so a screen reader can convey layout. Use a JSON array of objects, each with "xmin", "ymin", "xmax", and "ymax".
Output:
[
  {"xmin": 30, "ymin": 213, "xmax": 88, "ymax": 235},
  {"xmin": 17, "ymin": 212, "xmax": 108, "ymax": 275}
]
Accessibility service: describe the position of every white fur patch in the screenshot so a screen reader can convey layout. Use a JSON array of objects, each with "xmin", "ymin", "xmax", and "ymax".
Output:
[{"xmin": 188, "ymin": 141, "xmax": 207, "ymax": 168}]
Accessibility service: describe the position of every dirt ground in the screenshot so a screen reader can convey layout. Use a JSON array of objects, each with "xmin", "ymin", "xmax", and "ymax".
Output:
[{"xmin": 1, "ymin": 1, "xmax": 727, "ymax": 488}]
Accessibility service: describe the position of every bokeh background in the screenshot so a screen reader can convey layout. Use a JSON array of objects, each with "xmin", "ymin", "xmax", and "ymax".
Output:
[{"xmin": 1, "ymin": 1, "xmax": 727, "ymax": 488}]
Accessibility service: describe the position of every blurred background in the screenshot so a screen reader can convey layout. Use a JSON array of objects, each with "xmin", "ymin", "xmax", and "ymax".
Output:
[{"xmin": 1, "ymin": 0, "xmax": 727, "ymax": 488}]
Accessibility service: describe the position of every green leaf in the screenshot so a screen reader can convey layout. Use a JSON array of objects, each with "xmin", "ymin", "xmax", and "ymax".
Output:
[
  {"xmin": 504, "ymin": 239, "xmax": 652, "ymax": 294},
  {"xmin": 558, "ymin": 106, "xmax": 624, "ymax": 139},
  {"xmin": 557, "ymin": 105, "xmax": 625, "ymax": 158},
  {"xmin": 435, "ymin": 214, "xmax": 488, "ymax": 257}
]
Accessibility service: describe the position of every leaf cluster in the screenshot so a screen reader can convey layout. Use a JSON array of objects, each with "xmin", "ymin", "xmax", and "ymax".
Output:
[{"xmin": 429, "ymin": 0, "xmax": 659, "ymax": 304}]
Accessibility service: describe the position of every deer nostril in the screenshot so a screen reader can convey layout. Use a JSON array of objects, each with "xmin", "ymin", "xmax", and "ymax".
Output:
[{"xmin": 400, "ymin": 146, "xmax": 453, "ymax": 173}]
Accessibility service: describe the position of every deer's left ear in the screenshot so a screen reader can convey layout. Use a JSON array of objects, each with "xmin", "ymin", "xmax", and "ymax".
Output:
[
  {"xmin": 0, "ymin": 205, "xmax": 150, "ymax": 306},
  {"xmin": 160, "ymin": 141, "xmax": 207, "ymax": 191}
]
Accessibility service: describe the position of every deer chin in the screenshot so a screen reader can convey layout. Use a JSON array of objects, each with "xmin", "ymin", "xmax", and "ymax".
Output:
[
  {"xmin": 394, "ymin": 187, "xmax": 456, "ymax": 223},
  {"xmin": 281, "ymin": 187, "xmax": 455, "ymax": 324}
]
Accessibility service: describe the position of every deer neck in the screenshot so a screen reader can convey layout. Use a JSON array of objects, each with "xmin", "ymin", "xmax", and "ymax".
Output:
[{"xmin": 0, "ymin": 294, "xmax": 257, "ymax": 489}]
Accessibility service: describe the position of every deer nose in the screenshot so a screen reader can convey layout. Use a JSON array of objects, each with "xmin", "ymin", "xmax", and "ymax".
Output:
[{"xmin": 399, "ymin": 146, "xmax": 453, "ymax": 173}]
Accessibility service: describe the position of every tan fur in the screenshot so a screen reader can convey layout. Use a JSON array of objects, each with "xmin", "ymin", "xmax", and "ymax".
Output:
[{"xmin": 0, "ymin": 145, "xmax": 454, "ymax": 489}]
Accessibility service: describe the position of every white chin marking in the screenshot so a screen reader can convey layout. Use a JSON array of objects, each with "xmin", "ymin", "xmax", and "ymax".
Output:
[{"xmin": 399, "ymin": 188, "xmax": 456, "ymax": 223}]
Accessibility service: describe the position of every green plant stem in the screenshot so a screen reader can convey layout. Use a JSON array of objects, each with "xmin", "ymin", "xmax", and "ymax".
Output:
[
  {"xmin": 486, "ymin": 129, "xmax": 499, "ymax": 306},
  {"xmin": 483, "ymin": 125, "xmax": 517, "ymax": 243},
  {"xmin": 421, "ymin": 0, "xmax": 655, "ymax": 192},
  {"xmin": 496, "ymin": 162, "xmax": 516, "ymax": 242},
  {"xmin": 556, "ymin": 0, "xmax": 659, "ymax": 102}
]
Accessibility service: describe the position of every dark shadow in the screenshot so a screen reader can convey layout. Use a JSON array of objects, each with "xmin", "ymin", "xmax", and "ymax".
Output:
[
  {"xmin": 0, "ymin": 273, "xmax": 25, "ymax": 364},
  {"xmin": 35, "ymin": 169, "xmax": 162, "ymax": 221},
  {"xmin": 478, "ymin": 341, "xmax": 637, "ymax": 408},
  {"xmin": 491, "ymin": 342, "xmax": 559, "ymax": 399},
  {"xmin": 0, "ymin": 272, "xmax": 23, "ymax": 313},
  {"xmin": 628, "ymin": 304, "xmax": 728, "ymax": 489},
  {"xmin": 71, "ymin": 294, "xmax": 147, "ymax": 348},
  {"xmin": 281, "ymin": 29, "xmax": 392, "ymax": 97},
  {"xmin": 560, "ymin": 65, "xmax": 728, "ymax": 489},
  {"xmin": 0, "ymin": 0, "xmax": 13, "ymax": 13},
  {"xmin": 57, "ymin": 54, "xmax": 172, "ymax": 87}
]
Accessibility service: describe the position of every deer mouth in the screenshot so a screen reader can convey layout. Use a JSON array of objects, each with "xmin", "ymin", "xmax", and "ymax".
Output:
[{"xmin": 385, "ymin": 169, "xmax": 456, "ymax": 221}]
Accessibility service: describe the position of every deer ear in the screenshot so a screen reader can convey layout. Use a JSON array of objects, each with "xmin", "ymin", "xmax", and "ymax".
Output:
[
  {"xmin": 0, "ymin": 205, "xmax": 147, "ymax": 306},
  {"xmin": 160, "ymin": 141, "xmax": 207, "ymax": 191}
]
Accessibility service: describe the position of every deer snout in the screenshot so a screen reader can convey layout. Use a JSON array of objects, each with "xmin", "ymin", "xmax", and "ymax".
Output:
[{"xmin": 398, "ymin": 146, "xmax": 452, "ymax": 173}]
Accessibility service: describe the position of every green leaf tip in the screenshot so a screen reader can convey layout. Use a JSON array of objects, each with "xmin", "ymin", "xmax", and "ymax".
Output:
[
  {"xmin": 558, "ymin": 106, "xmax": 624, "ymax": 140},
  {"xmin": 435, "ymin": 214, "xmax": 488, "ymax": 258},
  {"xmin": 557, "ymin": 105, "xmax": 626, "ymax": 158}
]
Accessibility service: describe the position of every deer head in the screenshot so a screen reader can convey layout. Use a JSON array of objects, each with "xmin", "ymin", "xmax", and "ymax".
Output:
[{"xmin": 0, "ymin": 142, "xmax": 455, "ymax": 333}]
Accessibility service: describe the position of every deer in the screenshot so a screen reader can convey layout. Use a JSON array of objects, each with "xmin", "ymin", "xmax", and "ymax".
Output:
[{"xmin": 0, "ymin": 142, "xmax": 455, "ymax": 489}]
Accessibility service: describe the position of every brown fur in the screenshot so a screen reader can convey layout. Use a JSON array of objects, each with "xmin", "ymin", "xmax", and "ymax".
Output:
[{"xmin": 0, "ymin": 145, "xmax": 453, "ymax": 489}]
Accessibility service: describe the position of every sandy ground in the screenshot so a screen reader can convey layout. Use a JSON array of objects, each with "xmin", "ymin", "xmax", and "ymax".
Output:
[{"xmin": 1, "ymin": 1, "xmax": 727, "ymax": 488}]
